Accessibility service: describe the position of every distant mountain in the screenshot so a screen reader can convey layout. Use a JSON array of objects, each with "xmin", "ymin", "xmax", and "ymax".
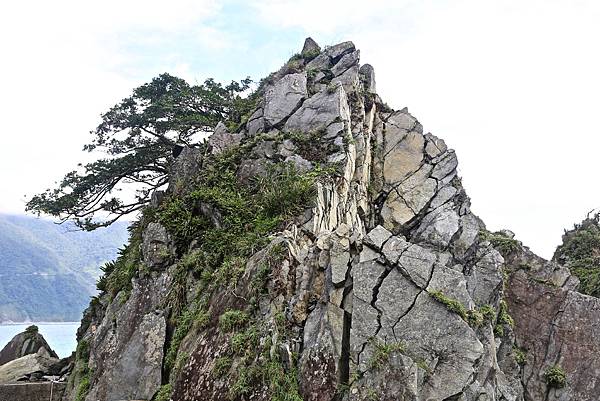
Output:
[{"xmin": 0, "ymin": 214, "xmax": 129, "ymax": 323}]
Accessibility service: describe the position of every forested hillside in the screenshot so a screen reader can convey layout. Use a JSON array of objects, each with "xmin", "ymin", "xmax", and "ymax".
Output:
[{"xmin": 0, "ymin": 214, "xmax": 128, "ymax": 322}]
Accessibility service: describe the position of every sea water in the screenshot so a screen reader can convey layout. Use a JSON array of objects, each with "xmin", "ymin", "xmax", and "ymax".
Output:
[{"xmin": 0, "ymin": 322, "xmax": 79, "ymax": 359}]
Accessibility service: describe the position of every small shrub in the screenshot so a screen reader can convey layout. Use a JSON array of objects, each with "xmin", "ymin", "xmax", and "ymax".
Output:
[
  {"xmin": 231, "ymin": 325, "xmax": 260, "ymax": 355},
  {"xmin": 302, "ymin": 49, "xmax": 320, "ymax": 60},
  {"xmin": 76, "ymin": 339, "xmax": 90, "ymax": 362},
  {"xmin": 416, "ymin": 358, "xmax": 433, "ymax": 375},
  {"xmin": 480, "ymin": 230, "xmax": 521, "ymax": 255},
  {"xmin": 229, "ymin": 367, "xmax": 252, "ymax": 399},
  {"xmin": 153, "ymin": 384, "xmax": 173, "ymax": 401},
  {"xmin": 554, "ymin": 213, "xmax": 600, "ymax": 297},
  {"xmin": 219, "ymin": 309, "xmax": 249, "ymax": 332},
  {"xmin": 544, "ymin": 365, "xmax": 567, "ymax": 388},
  {"xmin": 25, "ymin": 325, "xmax": 38, "ymax": 335},
  {"xmin": 513, "ymin": 346, "xmax": 527, "ymax": 366},
  {"xmin": 480, "ymin": 305, "xmax": 496, "ymax": 322},
  {"xmin": 212, "ymin": 356, "xmax": 232, "ymax": 377},
  {"xmin": 498, "ymin": 300, "xmax": 514, "ymax": 327},
  {"xmin": 466, "ymin": 309, "xmax": 484, "ymax": 327},
  {"xmin": 74, "ymin": 374, "xmax": 91, "ymax": 401},
  {"xmin": 368, "ymin": 339, "xmax": 405, "ymax": 369}
]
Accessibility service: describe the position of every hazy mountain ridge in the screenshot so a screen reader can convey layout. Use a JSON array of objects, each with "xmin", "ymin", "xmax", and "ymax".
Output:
[{"xmin": 0, "ymin": 214, "xmax": 129, "ymax": 322}]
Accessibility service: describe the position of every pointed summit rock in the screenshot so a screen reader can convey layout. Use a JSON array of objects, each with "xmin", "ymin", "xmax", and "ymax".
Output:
[
  {"xmin": 301, "ymin": 37, "xmax": 320, "ymax": 56},
  {"xmin": 0, "ymin": 325, "xmax": 57, "ymax": 366}
]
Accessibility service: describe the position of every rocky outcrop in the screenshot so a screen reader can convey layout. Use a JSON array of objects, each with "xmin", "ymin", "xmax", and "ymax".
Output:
[
  {"xmin": 0, "ymin": 351, "xmax": 59, "ymax": 384},
  {"xmin": 66, "ymin": 38, "xmax": 600, "ymax": 401},
  {"xmin": 0, "ymin": 326, "xmax": 58, "ymax": 366}
]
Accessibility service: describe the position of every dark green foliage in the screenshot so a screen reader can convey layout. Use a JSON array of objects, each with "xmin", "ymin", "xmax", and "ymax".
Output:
[
  {"xmin": 544, "ymin": 365, "xmax": 567, "ymax": 388},
  {"xmin": 153, "ymin": 384, "xmax": 173, "ymax": 401},
  {"xmin": 74, "ymin": 375, "xmax": 91, "ymax": 401},
  {"xmin": 164, "ymin": 303, "xmax": 209, "ymax": 373},
  {"xmin": 155, "ymin": 145, "xmax": 318, "ymax": 278},
  {"xmin": 494, "ymin": 300, "xmax": 514, "ymax": 337},
  {"xmin": 212, "ymin": 357, "xmax": 232, "ymax": 378},
  {"xmin": 96, "ymin": 221, "xmax": 144, "ymax": 299},
  {"xmin": 480, "ymin": 305, "xmax": 496, "ymax": 322},
  {"xmin": 497, "ymin": 300, "xmax": 514, "ymax": 327},
  {"xmin": 466, "ymin": 309, "xmax": 484, "ymax": 327},
  {"xmin": 480, "ymin": 230, "xmax": 521, "ymax": 256},
  {"xmin": 227, "ymin": 338, "xmax": 303, "ymax": 401},
  {"xmin": 283, "ymin": 129, "xmax": 340, "ymax": 163},
  {"xmin": 73, "ymin": 339, "xmax": 92, "ymax": 401},
  {"xmin": 231, "ymin": 325, "xmax": 260, "ymax": 355},
  {"xmin": 25, "ymin": 325, "xmax": 38, "ymax": 334},
  {"xmin": 252, "ymin": 164, "xmax": 318, "ymax": 219},
  {"xmin": 219, "ymin": 309, "xmax": 249, "ymax": 332},
  {"xmin": 513, "ymin": 346, "xmax": 527, "ymax": 366},
  {"xmin": 27, "ymin": 73, "xmax": 253, "ymax": 230},
  {"xmin": 554, "ymin": 213, "xmax": 600, "ymax": 297}
]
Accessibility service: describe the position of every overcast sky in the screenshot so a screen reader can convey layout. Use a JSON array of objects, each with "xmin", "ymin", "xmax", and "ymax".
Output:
[{"xmin": 0, "ymin": 0, "xmax": 598, "ymax": 258}]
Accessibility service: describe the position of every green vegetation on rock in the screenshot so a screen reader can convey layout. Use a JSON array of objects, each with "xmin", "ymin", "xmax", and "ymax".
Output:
[
  {"xmin": 554, "ymin": 213, "xmax": 600, "ymax": 297},
  {"xmin": 480, "ymin": 230, "xmax": 521, "ymax": 256},
  {"xmin": 153, "ymin": 384, "xmax": 173, "ymax": 401},
  {"xmin": 368, "ymin": 339, "xmax": 405, "ymax": 370},
  {"xmin": 73, "ymin": 339, "xmax": 92, "ymax": 401},
  {"xmin": 544, "ymin": 365, "xmax": 567, "ymax": 389},
  {"xmin": 494, "ymin": 300, "xmax": 514, "ymax": 337}
]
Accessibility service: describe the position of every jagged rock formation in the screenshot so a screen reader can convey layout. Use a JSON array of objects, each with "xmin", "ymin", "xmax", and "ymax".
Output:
[
  {"xmin": 0, "ymin": 326, "xmax": 58, "ymax": 366},
  {"xmin": 66, "ymin": 38, "xmax": 600, "ymax": 401}
]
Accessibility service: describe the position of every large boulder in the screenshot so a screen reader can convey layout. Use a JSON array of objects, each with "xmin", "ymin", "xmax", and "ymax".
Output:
[
  {"xmin": 264, "ymin": 72, "xmax": 308, "ymax": 126},
  {"xmin": 0, "ymin": 326, "xmax": 57, "ymax": 366},
  {"xmin": 0, "ymin": 350, "xmax": 58, "ymax": 384}
]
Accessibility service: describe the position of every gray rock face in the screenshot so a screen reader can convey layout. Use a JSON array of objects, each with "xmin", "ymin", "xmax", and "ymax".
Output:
[
  {"xmin": 86, "ymin": 312, "xmax": 165, "ymax": 401},
  {"xmin": 80, "ymin": 271, "xmax": 171, "ymax": 401},
  {"xmin": 141, "ymin": 222, "xmax": 172, "ymax": 268},
  {"xmin": 264, "ymin": 72, "xmax": 308, "ymax": 126},
  {"xmin": 359, "ymin": 64, "xmax": 376, "ymax": 93},
  {"xmin": 170, "ymin": 146, "xmax": 203, "ymax": 193},
  {"xmin": 70, "ymin": 38, "xmax": 599, "ymax": 401},
  {"xmin": 301, "ymin": 37, "xmax": 321, "ymax": 56},
  {"xmin": 284, "ymin": 85, "xmax": 350, "ymax": 134},
  {"xmin": 207, "ymin": 122, "xmax": 243, "ymax": 155}
]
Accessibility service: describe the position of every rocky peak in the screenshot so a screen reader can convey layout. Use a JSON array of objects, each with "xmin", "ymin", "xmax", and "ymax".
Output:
[
  {"xmin": 0, "ymin": 325, "xmax": 58, "ymax": 366},
  {"xmin": 67, "ymin": 38, "xmax": 600, "ymax": 401}
]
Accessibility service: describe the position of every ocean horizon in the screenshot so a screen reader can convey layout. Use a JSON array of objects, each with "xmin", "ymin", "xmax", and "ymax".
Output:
[{"xmin": 0, "ymin": 322, "xmax": 80, "ymax": 359}]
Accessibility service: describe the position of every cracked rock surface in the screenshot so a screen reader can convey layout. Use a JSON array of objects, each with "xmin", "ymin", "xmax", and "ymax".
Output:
[{"xmin": 67, "ymin": 38, "xmax": 600, "ymax": 401}]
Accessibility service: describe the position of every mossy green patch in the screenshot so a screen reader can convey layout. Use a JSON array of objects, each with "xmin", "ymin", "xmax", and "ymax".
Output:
[
  {"xmin": 164, "ymin": 303, "xmax": 210, "ymax": 374},
  {"xmin": 219, "ymin": 309, "xmax": 250, "ymax": 332},
  {"xmin": 544, "ymin": 364, "xmax": 567, "ymax": 388},
  {"xmin": 480, "ymin": 230, "xmax": 521, "ymax": 256},
  {"xmin": 554, "ymin": 213, "xmax": 600, "ymax": 297},
  {"xmin": 153, "ymin": 384, "xmax": 173, "ymax": 401}
]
